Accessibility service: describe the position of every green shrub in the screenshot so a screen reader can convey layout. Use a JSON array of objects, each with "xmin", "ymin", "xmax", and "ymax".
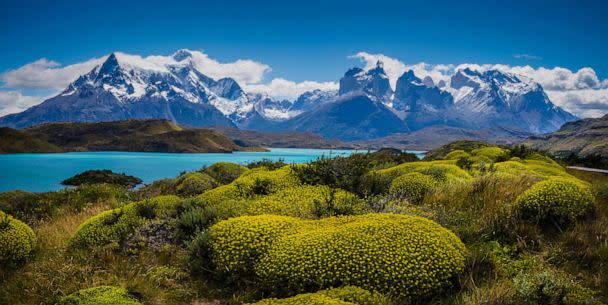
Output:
[
  {"xmin": 235, "ymin": 167, "xmax": 301, "ymax": 197},
  {"xmin": 389, "ymin": 172, "xmax": 437, "ymax": 204},
  {"xmin": 58, "ymin": 286, "xmax": 142, "ymax": 305},
  {"xmin": 444, "ymin": 150, "xmax": 471, "ymax": 160},
  {"xmin": 514, "ymin": 178, "xmax": 594, "ymax": 225},
  {"xmin": 174, "ymin": 172, "xmax": 217, "ymax": 197},
  {"xmin": 471, "ymin": 147, "xmax": 509, "ymax": 162},
  {"xmin": 513, "ymin": 268, "xmax": 603, "ymax": 305},
  {"xmin": 246, "ymin": 286, "xmax": 392, "ymax": 305},
  {"xmin": 203, "ymin": 162, "xmax": 249, "ymax": 184},
  {"xmin": 245, "ymin": 185, "xmax": 368, "ymax": 219},
  {"xmin": 247, "ymin": 158, "xmax": 287, "ymax": 170},
  {"xmin": 136, "ymin": 178, "xmax": 177, "ymax": 198},
  {"xmin": 0, "ymin": 184, "xmax": 133, "ymax": 223},
  {"xmin": 206, "ymin": 213, "xmax": 466, "ymax": 300},
  {"xmin": 174, "ymin": 206, "xmax": 229, "ymax": 240},
  {"xmin": 61, "ymin": 170, "xmax": 142, "ymax": 188},
  {"xmin": 69, "ymin": 195, "xmax": 182, "ymax": 250},
  {"xmin": 0, "ymin": 210, "xmax": 36, "ymax": 264}
]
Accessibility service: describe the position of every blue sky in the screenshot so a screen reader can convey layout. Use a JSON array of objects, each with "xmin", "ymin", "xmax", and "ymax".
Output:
[{"xmin": 1, "ymin": 0, "xmax": 607, "ymax": 117}]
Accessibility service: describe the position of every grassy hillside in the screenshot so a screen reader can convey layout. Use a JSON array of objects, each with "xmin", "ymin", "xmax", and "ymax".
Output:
[
  {"xmin": 1, "ymin": 144, "xmax": 607, "ymax": 305},
  {"xmin": 0, "ymin": 127, "xmax": 63, "ymax": 153},
  {"xmin": 524, "ymin": 114, "xmax": 608, "ymax": 157},
  {"xmin": 2, "ymin": 120, "xmax": 263, "ymax": 153}
]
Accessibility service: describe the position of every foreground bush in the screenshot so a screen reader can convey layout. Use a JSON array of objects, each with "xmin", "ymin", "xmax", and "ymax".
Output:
[
  {"xmin": 206, "ymin": 213, "xmax": 466, "ymax": 300},
  {"xmin": 203, "ymin": 162, "xmax": 249, "ymax": 184},
  {"xmin": 62, "ymin": 169, "xmax": 142, "ymax": 188},
  {"xmin": 58, "ymin": 286, "xmax": 142, "ymax": 305},
  {"xmin": 514, "ymin": 178, "xmax": 594, "ymax": 225},
  {"xmin": 69, "ymin": 195, "xmax": 182, "ymax": 250},
  {"xmin": 0, "ymin": 211, "xmax": 36, "ymax": 264},
  {"xmin": 389, "ymin": 172, "xmax": 437, "ymax": 204},
  {"xmin": 374, "ymin": 161, "xmax": 471, "ymax": 185},
  {"xmin": 247, "ymin": 286, "xmax": 392, "ymax": 305}
]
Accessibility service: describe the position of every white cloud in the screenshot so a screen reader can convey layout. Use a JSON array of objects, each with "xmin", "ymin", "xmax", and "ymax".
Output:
[
  {"xmin": 245, "ymin": 78, "xmax": 338, "ymax": 100},
  {"xmin": 0, "ymin": 91, "xmax": 45, "ymax": 116},
  {"xmin": 2, "ymin": 57, "xmax": 105, "ymax": 90},
  {"xmin": 351, "ymin": 52, "xmax": 608, "ymax": 118}
]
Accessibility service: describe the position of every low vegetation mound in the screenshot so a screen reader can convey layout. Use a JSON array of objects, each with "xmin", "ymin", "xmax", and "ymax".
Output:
[
  {"xmin": 389, "ymin": 172, "xmax": 438, "ymax": 204},
  {"xmin": 58, "ymin": 286, "xmax": 142, "ymax": 305},
  {"xmin": 246, "ymin": 286, "xmax": 392, "ymax": 305},
  {"xmin": 174, "ymin": 172, "xmax": 217, "ymax": 197},
  {"xmin": 0, "ymin": 210, "xmax": 36, "ymax": 264},
  {"xmin": 374, "ymin": 161, "xmax": 471, "ymax": 184},
  {"xmin": 514, "ymin": 178, "xmax": 594, "ymax": 225},
  {"xmin": 203, "ymin": 162, "xmax": 249, "ymax": 184},
  {"xmin": 61, "ymin": 170, "xmax": 142, "ymax": 188},
  {"xmin": 69, "ymin": 195, "xmax": 182, "ymax": 250},
  {"xmin": 205, "ymin": 213, "xmax": 466, "ymax": 301}
]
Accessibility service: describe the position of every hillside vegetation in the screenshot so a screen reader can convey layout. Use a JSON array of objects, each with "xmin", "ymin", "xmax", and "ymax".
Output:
[
  {"xmin": 524, "ymin": 114, "xmax": 608, "ymax": 157},
  {"xmin": 0, "ymin": 120, "xmax": 264, "ymax": 153},
  {"xmin": 1, "ymin": 142, "xmax": 607, "ymax": 305}
]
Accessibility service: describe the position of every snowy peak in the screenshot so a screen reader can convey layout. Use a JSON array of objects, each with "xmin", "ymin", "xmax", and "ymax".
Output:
[{"xmin": 338, "ymin": 60, "xmax": 393, "ymax": 103}]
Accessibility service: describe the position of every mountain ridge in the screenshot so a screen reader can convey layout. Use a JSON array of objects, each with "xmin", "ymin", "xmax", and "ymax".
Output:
[{"xmin": 0, "ymin": 50, "xmax": 579, "ymax": 143}]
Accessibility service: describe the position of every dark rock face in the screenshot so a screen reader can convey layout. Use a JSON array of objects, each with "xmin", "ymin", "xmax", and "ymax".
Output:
[
  {"xmin": 279, "ymin": 93, "xmax": 408, "ymax": 141},
  {"xmin": 393, "ymin": 70, "xmax": 454, "ymax": 130},
  {"xmin": 338, "ymin": 61, "xmax": 393, "ymax": 102}
]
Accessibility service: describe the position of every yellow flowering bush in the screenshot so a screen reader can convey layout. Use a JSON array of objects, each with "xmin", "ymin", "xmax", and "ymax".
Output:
[
  {"xmin": 69, "ymin": 195, "xmax": 182, "ymax": 250},
  {"xmin": 58, "ymin": 286, "xmax": 142, "ymax": 305},
  {"xmin": 0, "ymin": 210, "xmax": 36, "ymax": 264},
  {"xmin": 203, "ymin": 162, "xmax": 249, "ymax": 185},
  {"xmin": 174, "ymin": 172, "xmax": 217, "ymax": 197},
  {"xmin": 207, "ymin": 213, "xmax": 466, "ymax": 300},
  {"xmin": 388, "ymin": 172, "xmax": 437, "ymax": 204},
  {"xmin": 247, "ymin": 286, "xmax": 392, "ymax": 305},
  {"xmin": 245, "ymin": 185, "xmax": 368, "ymax": 219},
  {"xmin": 470, "ymin": 147, "xmax": 509, "ymax": 162},
  {"xmin": 514, "ymin": 178, "xmax": 594, "ymax": 225},
  {"xmin": 208, "ymin": 215, "xmax": 302, "ymax": 275}
]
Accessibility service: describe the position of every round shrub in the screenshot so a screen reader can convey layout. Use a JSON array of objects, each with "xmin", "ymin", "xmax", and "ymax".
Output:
[
  {"xmin": 0, "ymin": 211, "xmax": 36, "ymax": 264},
  {"xmin": 175, "ymin": 172, "xmax": 217, "ymax": 197},
  {"xmin": 208, "ymin": 215, "xmax": 302, "ymax": 276},
  {"xmin": 207, "ymin": 213, "xmax": 466, "ymax": 300},
  {"xmin": 245, "ymin": 185, "xmax": 368, "ymax": 219},
  {"xmin": 58, "ymin": 286, "xmax": 141, "ymax": 305},
  {"xmin": 389, "ymin": 172, "xmax": 437, "ymax": 204},
  {"xmin": 247, "ymin": 286, "xmax": 392, "ymax": 305},
  {"xmin": 234, "ymin": 167, "xmax": 301, "ymax": 196},
  {"xmin": 203, "ymin": 162, "xmax": 249, "ymax": 184},
  {"xmin": 514, "ymin": 178, "xmax": 594, "ymax": 225},
  {"xmin": 69, "ymin": 195, "xmax": 182, "ymax": 250}
]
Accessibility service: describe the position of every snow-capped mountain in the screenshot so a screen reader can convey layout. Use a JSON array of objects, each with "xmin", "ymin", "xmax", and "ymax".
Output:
[
  {"xmin": 0, "ymin": 50, "xmax": 578, "ymax": 141},
  {"xmin": 447, "ymin": 68, "xmax": 578, "ymax": 133}
]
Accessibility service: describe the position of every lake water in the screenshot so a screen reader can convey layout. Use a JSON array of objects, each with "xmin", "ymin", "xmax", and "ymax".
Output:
[{"xmin": 0, "ymin": 148, "xmax": 426, "ymax": 192}]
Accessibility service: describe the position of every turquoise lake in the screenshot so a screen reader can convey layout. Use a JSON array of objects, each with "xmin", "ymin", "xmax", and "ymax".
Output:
[{"xmin": 0, "ymin": 148, "xmax": 426, "ymax": 192}]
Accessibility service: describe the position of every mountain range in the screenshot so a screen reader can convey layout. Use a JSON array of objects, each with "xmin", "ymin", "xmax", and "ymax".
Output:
[{"xmin": 0, "ymin": 50, "xmax": 578, "ymax": 143}]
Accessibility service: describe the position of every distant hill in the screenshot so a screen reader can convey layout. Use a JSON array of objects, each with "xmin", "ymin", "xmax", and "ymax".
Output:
[
  {"xmin": 353, "ymin": 125, "xmax": 531, "ymax": 150},
  {"xmin": 523, "ymin": 114, "xmax": 608, "ymax": 157},
  {"xmin": 1, "ymin": 119, "xmax": 262, "ymax": 153},
  {"xmin": 210, "ymin": 127, "xmax": 355, "ymax": 149}
]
